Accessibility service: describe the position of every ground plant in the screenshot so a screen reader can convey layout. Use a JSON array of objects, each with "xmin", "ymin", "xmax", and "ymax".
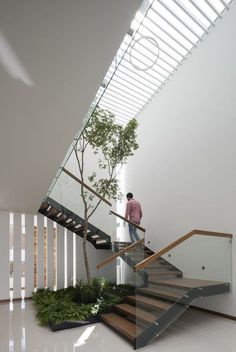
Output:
[{"xmin": 32, "ymin": 278, "xmax": 134, "ymax": 326}]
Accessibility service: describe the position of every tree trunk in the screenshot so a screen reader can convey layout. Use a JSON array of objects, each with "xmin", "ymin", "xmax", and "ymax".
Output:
[{"xmin": 83, "ymin": 216, "xmax": 91, "ymax": 284}]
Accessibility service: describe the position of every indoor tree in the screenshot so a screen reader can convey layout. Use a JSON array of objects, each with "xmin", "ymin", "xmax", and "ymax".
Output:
[{"xmin": 74, "ymin": 106, "xmax": 139, "ymax": 283}]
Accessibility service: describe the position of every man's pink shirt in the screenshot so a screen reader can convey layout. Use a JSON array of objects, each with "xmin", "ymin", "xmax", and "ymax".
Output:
[{"xmin": 125, "ymin": 199, "xmax": 143, "ymax": 224}]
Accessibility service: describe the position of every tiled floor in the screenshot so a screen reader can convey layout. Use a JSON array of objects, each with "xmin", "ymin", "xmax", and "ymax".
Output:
[{"xmin": 0, "ymin": 301, "xmax": 235, "ymax": 352}]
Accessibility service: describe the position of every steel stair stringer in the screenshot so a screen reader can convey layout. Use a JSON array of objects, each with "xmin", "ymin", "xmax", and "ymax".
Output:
[
  {"xmin": 134, "ymin": 282, "xmax": 230, "ymax": 349},
  {"xmin": 39, "ymin": 196, "xmax": 112, "ymax": 249}
]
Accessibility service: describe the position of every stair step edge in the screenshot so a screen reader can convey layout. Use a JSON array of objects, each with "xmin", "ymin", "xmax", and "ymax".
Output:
[{"xmin": 101, "ymin": 313, "xmax": 142, "ymax": 340}]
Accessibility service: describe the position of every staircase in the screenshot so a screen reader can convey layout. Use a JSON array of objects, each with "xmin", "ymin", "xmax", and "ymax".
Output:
[
  {"xmin": 100, "ymin": 241, "xmax": 231, "ymax": 349},
  {"xmin": 113, "ymin": 241, "xmax": 182, "ymax": 286},
  {"xmin": 40, "ymin": 194, "xmax": 232, "ymax": 349},
  {"xmin": 39, "ymin": 197, "xmax": 111, "ymax": 249}
]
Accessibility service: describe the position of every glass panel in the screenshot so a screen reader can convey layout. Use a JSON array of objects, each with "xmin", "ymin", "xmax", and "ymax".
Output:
[
  {"xmin": 48, "ymin": 167, "xmax": 146, "ymax": 252},
  {"xmin": 97, "ymin": 240, "xmax": 147, "ymax": 343},
  {"xmin": 161, "ymin": 234, "xmax": 232, "ymax": 283},
  {"xmin": 97, "ymin": 259, "xmax": 117, "ymax": 285},
  {"xmin": 49, "ymin": 169, "xmax": 116, "ymax": 243},
  {"xmin": 95, "ymin": 233, "xmax": 232, "ymax": 348},
  {"xmin": 133, "ymin": 234, "xmax": 232, "ymax": 348},
  {"xmin": 134, "ymin": 247, "xmax": 183, "ymax": 348}
]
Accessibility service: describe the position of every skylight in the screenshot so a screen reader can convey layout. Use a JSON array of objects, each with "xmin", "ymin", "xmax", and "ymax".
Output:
[
  {"xmin": 47, "ymin": 0, "xmax": 233, "ymax": 198},
  {"xmin": 92, "ymin": 0, "xmax": 233, "ymax": 124}
]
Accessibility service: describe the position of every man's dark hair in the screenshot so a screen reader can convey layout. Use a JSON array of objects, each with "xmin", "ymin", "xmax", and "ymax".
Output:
[{"xmin": 126, "ymin": 192, "xmax": 133, "ymax": 199}]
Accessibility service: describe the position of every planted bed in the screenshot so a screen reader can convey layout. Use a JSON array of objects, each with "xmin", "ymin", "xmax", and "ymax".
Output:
[{"xmin": 32, "ymin": 278, "xmax": 134, "ymax": 331}]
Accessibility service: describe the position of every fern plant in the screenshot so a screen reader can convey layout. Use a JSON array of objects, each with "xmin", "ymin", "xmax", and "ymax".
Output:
[{"xmin": 32, "ymin": 279, "xmax": 134, "ymax": 326}]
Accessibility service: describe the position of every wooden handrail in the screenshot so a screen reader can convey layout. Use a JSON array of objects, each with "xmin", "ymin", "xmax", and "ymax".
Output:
[
  {"xmin": 134, "ymin": 229, "xmax": 232, "ymax": 272},
  {"xmin": 62, "ymin": 168, "xmax": 112, "ymax": 206},
  {"xmin": 110, "ymin": 210, "xmax": 146, "ymax": 232},
  {"xmin": 97, "ymin": 238, "xmax": 144, "ymax": 269}
]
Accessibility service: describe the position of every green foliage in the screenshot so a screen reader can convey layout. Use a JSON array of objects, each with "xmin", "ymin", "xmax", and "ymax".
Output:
[
  {"xmin": 79, "ymin": 106, "xmax": 139, "ymax": 200},
  {"xmin": 36, "ymin": 297, "xmax": 93, "ymax": 325},
  {"xmin": 32, "ymin": 279, "xmax": 134, "ymax": 326},
  {"xmin": 74, "ymin": 107, "xmax": 139, "ymax": 284},
  {"xmin": 76, "ymin": 284, "xmax": 99, "ymax": 304}
]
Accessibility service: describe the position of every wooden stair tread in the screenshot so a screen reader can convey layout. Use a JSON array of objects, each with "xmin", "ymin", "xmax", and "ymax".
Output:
[
  {"xmin": 47, "ymin": 208, "xmax": 60, "ymax": 218},
  {"xmin": 145, "ymin": 263, "xmax": 167, "ymax": 269},
  {"xmin": 127, "ymin": 295, "xmax": 172, "ymax": 311},
  {"xmin": 146, "ymin": 264, "xmax": 173, "ymax": 269},
  {"xmin": 115, "ymin": 303, "xmax": 157, "ymax": 324},
  {"xmin": 155, "ymin": 278, "xmax": 225, "ymax": 289},
  {"xmin": 101, "ymin": 313, "xmax": 142, "ymax": 340},
  {"xmin": 148, "ymin": 270, "xmax": 182, "ymax": 276},
  {"xmin": 138, "ymin": 286, "xmax": 184, "ymax": 299}
]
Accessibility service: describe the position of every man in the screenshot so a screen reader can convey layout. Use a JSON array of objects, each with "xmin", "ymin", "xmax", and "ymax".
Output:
[{"xmin": 125, "ymin": 192, "xmax": 143, "ymax": 242}]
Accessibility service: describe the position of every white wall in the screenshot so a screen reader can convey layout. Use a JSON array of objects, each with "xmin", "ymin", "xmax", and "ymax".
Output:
[
  {"xmin": 76, "ymin": 235, "xmax": 116, "ymax": 282},
  {"xmin": 0, "ymin": 0, "xmax": 140, "ymax": 214},
  {"xmin": 0, "ymin": 212, "xmax": 10, "ymax": 300},
  {"xmin": 124, "ymin": 3, "xmax": 236, "ymax": 316}
]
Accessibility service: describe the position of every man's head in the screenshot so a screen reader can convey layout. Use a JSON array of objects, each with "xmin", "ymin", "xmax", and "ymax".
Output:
[{"xmin": 126, "ymin": 192, "xmax": 133, "ymax": 201}]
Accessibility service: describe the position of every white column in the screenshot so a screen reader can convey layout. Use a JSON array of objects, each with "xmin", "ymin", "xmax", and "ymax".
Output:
[
  {"xmin": 0, "ymin": 211, "xmax": 10, "ymax": 300},
  {"xmin": 67, "ymin": 230, "xmax": 73, "ymax": 287},
  {"xmin": 24, "ymin": 214, "xmax": 34, "ymax": 297},
  {"xmin": 73, "ymin": 233, "xmax": 76, "ymax": 286},
  {"xmin": 13, "ymin": 213, "xmax": 22, "ymax": 299},
  {"xmin": 56, "ymin": 224, "xmax": 64, "ymax": 289},
  {"xmin": 37, "ymin": 214, "xmax": 44, "ymax": 289},
  {"xmin": 47, "ymin": 220, "xmax": 54, "ymax": 290}
]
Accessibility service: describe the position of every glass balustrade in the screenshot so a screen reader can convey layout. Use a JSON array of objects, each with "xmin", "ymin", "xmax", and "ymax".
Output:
[
  {"xmin": 132, "ymin": 231, "xmax": 232, "ymax": 348},
  {"xmin": 48, "ymin": 168, "xmax": 116, "ymax": 243},
  {"xmin": 46, "ymin": 164, "xmax": 146, "ymax": 250},
  {"xmin": 96, "ymin": 230, "xmax": 232, "ymax": 349},
  {"xmin": 46, "ymin": 153, "xmax": 232, "ymax": 349},
  {"xmin": 159, "ymin": 233, "xmax": 232, "ymax": 283}
]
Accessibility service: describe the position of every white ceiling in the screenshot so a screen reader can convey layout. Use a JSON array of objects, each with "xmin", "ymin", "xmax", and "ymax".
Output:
[{"xmin": 0, "ymin": 0, "xmax": 141, "ymax": 213}]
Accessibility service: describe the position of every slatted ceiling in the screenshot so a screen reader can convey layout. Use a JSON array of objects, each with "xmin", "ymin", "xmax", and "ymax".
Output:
[
  {"xmin": 171, "ymin": 1, "xmax": 207, "ymax": 34},
  {"xmin": 120, "ymin": 58, "xmax": 168, "ymax": 84},
  {"xmin": 150, "ymin": 8, "xmax": 196, "ymax": 48},
  {"xmin": 103, "ymin": 94, "xmax": 140, "ymax": 113},
  {"xmin": 147, "ymin": 12, "xmax": 192, "ymax": 52},
  {"xmin": 101, "ymin": 99, "xmax": 135, "ymax": 117},
  {"xmin": 136, "ymin": 26, "xmax": 183, "ymax": 63},
  {"xmin": 31, "ymin": 0, "xmax": 228, "ymax": 147},
  {"xmin": 123, "ymin": 1, "xmax": 230, "ymax": 123},
  {"xmin": 142, "ymin": 18, "xmax": 188, "ymax": 57},
  {"xmin": 116, "ymin": 70, "xmax": 154, "ymax": 94},
  {"xmin": 123, "ymin": 50, "xmax": 168, "ymax": 81},
  {"xmin": 109, "ymin": 84, "xmax": 145, "ymax": 104},
  {"xmin": 223, "ymin": 0, "xmax": 231, "ymax": 8},
  {"xmin": 179, "ymin": 1, "xmax": 212, "ymax": 28},
  {"xmin": 157, "ymin": 1, "xmax": 201, "ymax": 42},
  {"xmin": 191, "ymin": 1, "xmax": 217, "ymax": 24}
]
